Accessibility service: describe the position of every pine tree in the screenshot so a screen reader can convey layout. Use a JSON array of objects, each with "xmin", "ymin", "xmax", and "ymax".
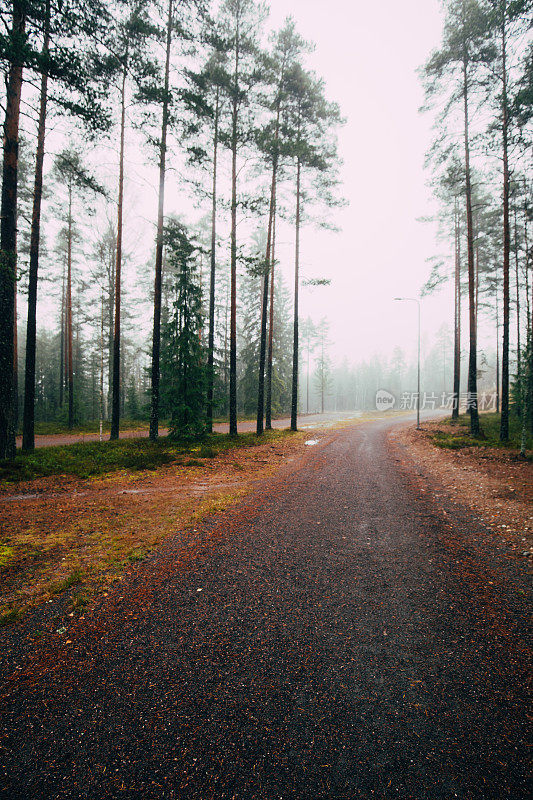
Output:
[
  {"xmin": 255, "ymin": 18, "xmax": 308, "ymax": 434},
  {"xmin": 282, "ymin": 63, "xmax": 344, "ymax": 430},
  {"xmin": 422, "ymin": 0, "xmax": 490, "ymax": 436},
  {"xmin": 218, "ymin": 0, "xmax": 266, "ymax": 435},
  {"xmin": 19, "ymin": 0, "xmax": 113, "ymax": 451},
  {"xmin": 314, "ymin": 318, "xmax": 332, "ymax": 414},
  {"xmin": 52, "ymin": 149, "xmax": 106, "ymax": 429}
]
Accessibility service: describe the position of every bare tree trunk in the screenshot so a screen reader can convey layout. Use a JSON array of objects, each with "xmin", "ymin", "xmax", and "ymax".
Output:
[
  {"xmin": 100, "ymin": 291, "xmax": 104, "ymax": 441},
  {"xmin": 206, "ymin": 87, "xmax": 219, "ymax": 433},
  {"xmin": 496, "ymin": 288, "xmax": 500, "ymax": 414},
  {"xmin": 290, "ymin": 151, "xmax": 301, "ymax": 432},
  {"xmin": 229, "ymin": 11, "xmax": 240, "ymax": 437},
  {"xmin": 452, "ymin": 199, "xmax": 461, "ymax": 420},
  {"xmin": 59, "ymin": 270, "xmax": 65, "ymax": 408},
  {"xmin": 462, "ymin": 47, "xmax": 480, "ymax": 435},
  {"xmin": 500, "ymin": 7, "xmax": 510, "ymax": 441},
  {"xmin": 256, "ymin": 116, "xmax": 279, "ymax": 435},
  {"xmin": 475, "ymin": 237, "xmax": 479, "ymax": 323},
  {"xmin": 320, "ymin": 339, "xmax": 325, "ymax": 414},
  {"xmin": 13, "ymin": 278, "xmax": 18, "ymax": 432},
  {"xmin": 22, "ymin": 0, "xmax": 50, "ymax": 451},
  {"xmin": 265, "ymin": 112, "xmax": 281, "ymax": 431},
  {"xmin": 67, "ymin": 185, "xmax": 74, "ymax": 430},
  {"xmin": 111, "ymin": 61, "xmax": 127, "ymax": 440},
  {"xmin": 224, "ymin": 280, "xmax": 229, "ymax": 392},
  {"xmin": 306, "ymin": 338, "xmax": 310, "ymax": 414},
  {"xmin": 0, "ymin": 0, "xmax": 25, "ymax": 459},
  {"xmin": 514, "ymin": 208, "xmax": 521, "ymax": 376},
  {"xmin": 523, "ymin": 184, "xmax": 532, "ymax": 433},
  {"xmin": 107, "ymin": 235, "xmax": 115, "ymax": 420},
  {"xmin": 149, "ymin": 0, "xmax": 173, "ymax": 441}
]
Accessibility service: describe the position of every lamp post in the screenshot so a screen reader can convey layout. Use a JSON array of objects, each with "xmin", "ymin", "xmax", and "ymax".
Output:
[{"xmin": 394, "ymin": 297, "xmax": 421, "ymax": 430}]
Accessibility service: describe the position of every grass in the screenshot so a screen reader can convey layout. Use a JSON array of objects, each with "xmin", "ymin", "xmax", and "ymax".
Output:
[
  {"xmin": 432, "ymin": 412, "xmax": 532, "ymax": 453},
  {"xmin": 20, "ymin": 413, "xmax": 259, "ymax": 437},
  {"xmin": 17, "ymin": 418, "xmax": 154, "ymax": 436},
  {"xmin": 0, "ymin": 608, "xmax": 21, "ymax": 628},
  {"xmin": 50, "ymin": 569, "xmax": 85, "ymax": 595},
  {"xmin": 0, "ymin": 429, "xmax": 294, "ymax": 484}
]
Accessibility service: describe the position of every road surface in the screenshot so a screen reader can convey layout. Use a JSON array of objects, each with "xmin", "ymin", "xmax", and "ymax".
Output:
[{"xmin": 1, "ymin": 416, "xmax": 530, "ymax": 798}]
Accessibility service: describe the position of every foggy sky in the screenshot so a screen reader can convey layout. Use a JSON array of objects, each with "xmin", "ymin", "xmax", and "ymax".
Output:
[{"xmin": 265, "ymin": 0, "xmax": 448, "ymax": 364}]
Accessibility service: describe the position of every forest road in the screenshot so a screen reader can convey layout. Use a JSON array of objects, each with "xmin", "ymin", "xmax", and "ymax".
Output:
[{"xmin": 1, "ymin": 416, "xmax": 531, "ymax": 799}]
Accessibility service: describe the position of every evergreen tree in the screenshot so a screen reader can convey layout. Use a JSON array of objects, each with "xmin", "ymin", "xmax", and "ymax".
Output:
[
  {"xmin": 160, "ymin": 221, "xmax": 207, "ymax": 440},
  {"xmin": 422, "ymin": 0, "xmax": 491, "ymax": 435},
  {"xmin": 282, "ymin": 63, "xmax": 344, "ymax": 430},
  {"xmin": 218, "ymin": 0, "xmax": 267, "ymax": 435},
  {"xmin": 314, "ymin": 318, "xmax": 332, "ymax": 414},
  {"xmin": 52, "ymin": 149, "xmax": 106, "ymax": 428}
]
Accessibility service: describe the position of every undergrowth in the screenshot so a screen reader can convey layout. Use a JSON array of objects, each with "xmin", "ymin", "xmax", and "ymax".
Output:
[
  {"xmin": 0, "ymin": 429, "xmax": 293, "ymax": 483},
  {"xmin": 431, "ymin": 412, "xmax": 532, "ymax": 454}
]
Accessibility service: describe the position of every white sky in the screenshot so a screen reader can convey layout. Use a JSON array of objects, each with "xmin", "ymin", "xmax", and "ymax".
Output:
[{"xmin": 264, "ymin": 0, "xmax": 448, "ymax": 364}]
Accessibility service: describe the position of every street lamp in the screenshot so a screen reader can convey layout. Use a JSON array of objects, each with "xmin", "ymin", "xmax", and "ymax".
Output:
[{"xmin": 394, "ymin": 297, "xmax": 421, "ymax": 430}]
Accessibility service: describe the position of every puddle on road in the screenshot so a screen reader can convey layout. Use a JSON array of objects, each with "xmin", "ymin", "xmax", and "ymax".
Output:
[
  {"xmin": 3, "ymin": 493, "xmax": 40, "ymax": 502},
  {"xmin": 305, "ymin": 440, "xmax": 320, "ymax": 446}
]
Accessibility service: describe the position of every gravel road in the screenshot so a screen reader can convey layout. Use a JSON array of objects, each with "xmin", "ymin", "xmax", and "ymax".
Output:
[{"xmin": 1, "ymin": 416, "xmax": 531, "ymax": 799}]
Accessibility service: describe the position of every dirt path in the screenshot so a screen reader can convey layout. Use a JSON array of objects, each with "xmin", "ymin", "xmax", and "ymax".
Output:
[
  {"xmin": 15, "ymin": 411, "xmax": 365, "ymax": 449},
  {"xmin": 1, "ymin": 416, "xmax": 530, "ymax": 798}
]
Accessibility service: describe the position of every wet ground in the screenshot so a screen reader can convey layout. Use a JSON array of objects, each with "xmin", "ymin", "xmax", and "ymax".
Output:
[{"xmin": 1, "ymin": 416, "xmax": 531, "ymax": 798}]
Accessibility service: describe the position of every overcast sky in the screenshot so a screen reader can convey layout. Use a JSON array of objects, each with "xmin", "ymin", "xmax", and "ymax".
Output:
[{"xmin": 263, "ymin": 0, "xmax": 448, "ymax": 364}]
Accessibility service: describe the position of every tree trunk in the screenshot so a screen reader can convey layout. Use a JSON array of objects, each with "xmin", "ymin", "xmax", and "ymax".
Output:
[
  {"xmin": 59, "ymin": 270, "xmax": 65, "ymax": 408},
  {"xmin": 111, "ymin": 60, "xmax": 127, "ymax": 440},
  {"xmin": 514, "ymin": 208, "xmax": 521, "ymax": 379},
  {"xmin": 500, "ymin": 8, "xmax": 510, "ymax": 441},
  {"xmin": 496, "ymin": 288, "xmax": 500, "ymax": 414},
  {"xmin": 22, "ymin": 0, "xmax": 50, "ymax": 451},
  {"xmin": 229, "ymin": 12, "xmax": 240, "ymax": 437},
  {"xmin": 0, "ymin": 0, "xmax": 25, "ymax": 460},
  {"xmin": 13, "ymin": 277, "xmax": 18, "ymax": 432},
  {"xmin": 256, "ymin": 114, "xmax": 279, "ymax": 435},
  {"xmin": 290, "ymin": 152, "xmax": 301, "ymax": 432},
  {"xmin": 149, "ymin": 0, "xmax": 173, "ymax": 441},
  {"xmin": 306, "ymin": 338, "xmax": 310, "ymax": 414},
  {"xmin": 452, "ymin": 198, "xmax": 461, "ymax": 420},
  {"xmin": 266, "ymin": 203, "xmax": 276, "ymax": 429},
  {"xmin": 100, "ymin": 291, "xmax": 104, "ymax": 440},
  {"xmin": 265, "ymin": 108, "xmax": 281, "ymax": 431},
  {"xmin": 206, "ymin": 86, "xmax": 219, "ymax": 433},
  {"xmin": 462, "ymin": 46, "xmax": 480, "ymax": 436},
  {"xmin": 67, "ymin": 185, "xmax": 74, "ymax": 430},
  {"xmin": 524, "ymin": 186, "xmax": 533, "ymax": 433}
]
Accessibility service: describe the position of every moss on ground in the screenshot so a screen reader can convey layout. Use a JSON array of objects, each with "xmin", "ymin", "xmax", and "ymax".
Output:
[
  {"xmin": 431, "ymin": 412, "xmax": 532, "ymax": 455},
  {"xmin": 1, "ymin": 429, "xmax": 293, "ymax": 483}
]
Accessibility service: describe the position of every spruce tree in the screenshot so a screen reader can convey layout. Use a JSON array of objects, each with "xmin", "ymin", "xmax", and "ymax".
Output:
[{"xmin": 161, "ymin": 221, "xmax": 207, "ymax": 440}]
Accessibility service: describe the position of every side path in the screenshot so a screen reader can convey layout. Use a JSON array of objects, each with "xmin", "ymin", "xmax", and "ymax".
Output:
[
  {"xmin": 14, "ymin": 411, "xmax": 365, "ymax": 449},
  {"xmin": 1, "ymin": 417, "xmax": 531, "ymax": 799}
]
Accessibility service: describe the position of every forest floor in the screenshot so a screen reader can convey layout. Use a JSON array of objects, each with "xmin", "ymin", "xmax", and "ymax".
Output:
[
  {"xmin": 390, "ymin": 414, "xmax": 533, "ymax": 563},
  {"xmin": 0, "ymin": 429, "xmax": 311, "ymax": 625}
]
